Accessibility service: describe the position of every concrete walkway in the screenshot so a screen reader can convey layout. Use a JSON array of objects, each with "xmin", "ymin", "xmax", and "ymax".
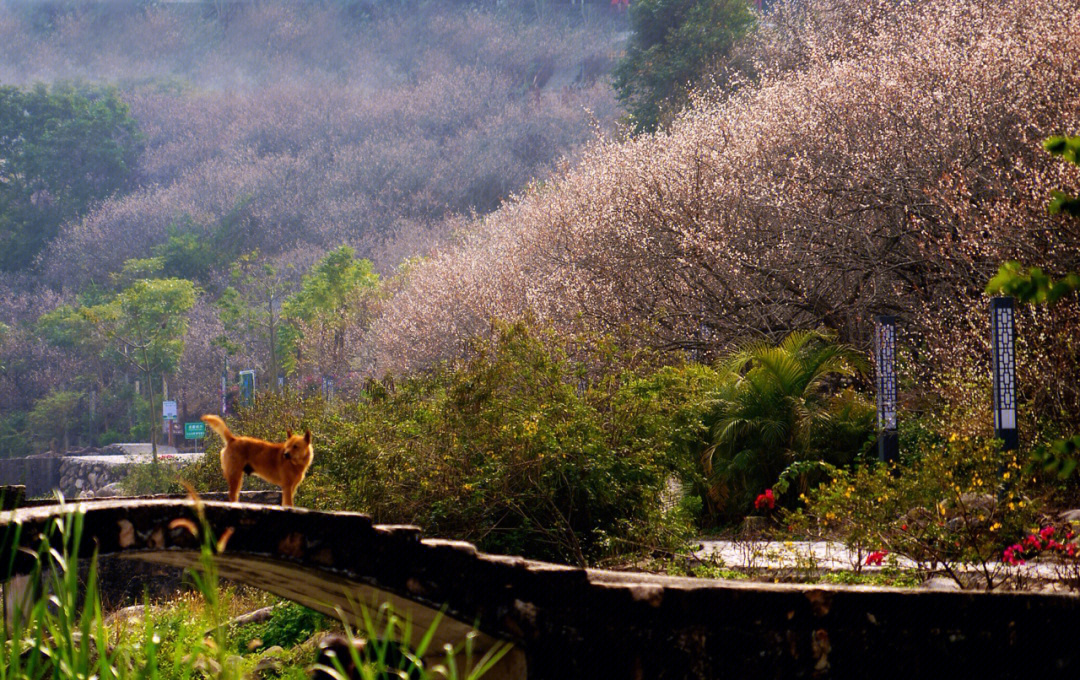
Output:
[{"xmin": 694, "ymin": 540, "xmax": 1061, "ymax": 580}]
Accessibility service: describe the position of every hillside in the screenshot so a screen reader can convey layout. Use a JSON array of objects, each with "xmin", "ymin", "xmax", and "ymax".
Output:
[{"xmin": 0, "ymin": 0, "xmax": 627, "ymax": 445}]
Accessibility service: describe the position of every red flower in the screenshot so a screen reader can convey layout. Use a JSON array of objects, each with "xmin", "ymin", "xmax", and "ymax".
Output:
[
  {"xmin": 866, "ymin": 550, "xmax": 888, "ymax": 566},
  {"xmin": 1040, "ymin": 526, "xmax": 1055, "ymax": 540},
  {"xmin": 754, "ymin": 488, "xmax": 776, "ymax": 511},
  {"xmin": 1024, "ymin": 534, "xmax": 1043, "ymax": 550},
  {"xmin": 900, "ymin": 524, "xmax": 908, "ymax": 532},
  {"xmin": 1003, "ymin": 544, "xmax": 1026, "ymax": 566}
]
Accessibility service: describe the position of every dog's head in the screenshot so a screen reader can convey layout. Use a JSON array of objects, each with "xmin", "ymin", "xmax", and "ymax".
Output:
[{"xmin": 283, "ymin": 428, "xmax": 313, "ymax": 463}]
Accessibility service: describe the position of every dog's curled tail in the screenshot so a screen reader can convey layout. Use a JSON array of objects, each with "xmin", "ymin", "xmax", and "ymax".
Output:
[{"xmin": 201, "ymin": 414, "xmax": 235, "ymax": 442}]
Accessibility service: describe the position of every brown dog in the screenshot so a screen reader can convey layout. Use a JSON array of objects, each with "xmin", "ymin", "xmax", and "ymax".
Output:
[{"xmin": 201, "ymin": 415, "xmax": 313, "ymax": 507}]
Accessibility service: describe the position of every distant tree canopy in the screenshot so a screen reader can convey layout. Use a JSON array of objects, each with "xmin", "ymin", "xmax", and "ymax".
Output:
[
  {"xmin": 614, "ymin": 0, "xmax": 756, "ymax": 132},
  {"xmin": 0, "ymin": 83, "xmax": 141, "ymax": 271}
]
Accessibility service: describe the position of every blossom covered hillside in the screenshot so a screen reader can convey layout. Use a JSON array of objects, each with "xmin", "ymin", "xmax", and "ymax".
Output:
[{"xmin": 372, "ymin": 0, "xmax": 1080, "ymax": 428}]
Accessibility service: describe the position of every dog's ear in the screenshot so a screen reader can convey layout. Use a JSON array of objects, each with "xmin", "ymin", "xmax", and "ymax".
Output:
[
  {"xmin": 286, "ymin": 429, "xmax": 293, "ymax": 438},
  {"xmin": 304, "ymin": 429, "xmax": 312, "ymax": 444}
]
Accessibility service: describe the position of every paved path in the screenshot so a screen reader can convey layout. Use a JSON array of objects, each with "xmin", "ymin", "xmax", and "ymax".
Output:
[
  {"xmin": 694, "ymin": 540, "xmax": 1060, "ymax": 579},
  {"xmin": 74, "ymin": 452, "xmax": 204, "ymax": 465}
]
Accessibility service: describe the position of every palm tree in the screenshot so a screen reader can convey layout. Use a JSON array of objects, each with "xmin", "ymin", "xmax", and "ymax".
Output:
[{"xmin": 700, "ymin": 330, "xmax": 868, "ymax": 519}]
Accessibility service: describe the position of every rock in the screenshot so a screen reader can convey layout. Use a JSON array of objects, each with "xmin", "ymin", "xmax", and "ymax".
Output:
[
  {"xmin": 1058, "ymin": 509, "xmax": 1080, "ymax": 523},
  {"xmin": 77, "ymin": 489, "xmax": 95, "ymax": 500},
  {"xmin": 96, "ymin": 482, "xmax": 123, "ymax": 498},
  {"xmin": 900, "ymin": 506, "xmax": 933, "ymax": 531},
  {"xmin": 920, "ymin": 576, "xmax": 961, "ymax": 591},
  {"xmin": 88, "ymin": 472, "xmax": 98, "ymax": 488},
  {"xmin": 959, "ymin": 493, "xmax": 996, "ymax": 516},
  {"xmin": 74, "ymin": 478, "xmax": 85, "ymax": 490},
  {"xmin": 250, "ymin": 654, "xmax": 283, "ymax": 678}
]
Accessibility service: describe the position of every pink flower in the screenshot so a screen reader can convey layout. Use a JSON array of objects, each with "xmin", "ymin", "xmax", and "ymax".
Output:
[
  {"xmin": 1040, "ymin": 526, "xmax": 1055, "ymax": 540},
  {"xmin": 866, "ymin": 550, "xmax": 888, "ymax": 566}
]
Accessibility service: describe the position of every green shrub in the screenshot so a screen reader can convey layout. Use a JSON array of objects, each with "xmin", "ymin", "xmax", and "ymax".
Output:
[
  {"xmin": 181, "ymin": 320, "xmax": 719, "ymax": 565},
  {"xmin": 235, "ymin": 603, "xmax": 327, "ymax": 652},
  {"xmin": 121, "ymin": 460, "xmax": 186, "ymax": 495},
  {"xmin": 796, "ymin": 435, "xmax": 1039, "ymax": 590},
  {"xmin": 698, "ymin": 331, "xmax": 873, "ymax": 522}
]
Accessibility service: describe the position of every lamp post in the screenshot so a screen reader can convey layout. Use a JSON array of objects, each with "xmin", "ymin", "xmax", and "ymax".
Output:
[
  {"xmin": 874, "ymin": 315, "xmax": 899, "ymax": 462},
  {"xmin": 990, "ymin": 297, "xmax": 1018, "ymax": 450}
]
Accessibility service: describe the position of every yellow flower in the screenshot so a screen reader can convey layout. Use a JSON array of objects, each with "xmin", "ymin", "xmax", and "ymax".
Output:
[
  {"xmin": 1003, "ymin": 471, "xmax": 1011, "ymax": 480},
  {"xmin": 990, "ymin": 522, "xmax": 1002, "ymax": 532}
]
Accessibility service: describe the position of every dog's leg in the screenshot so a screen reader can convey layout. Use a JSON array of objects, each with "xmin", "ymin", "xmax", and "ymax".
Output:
[
  {"xmin": 225, "ymin": 468, "xmax": 244, "ymax": 502},
  {"xmin": 281, "ymin": 482, "xmax": 296, "ymax": 507}
]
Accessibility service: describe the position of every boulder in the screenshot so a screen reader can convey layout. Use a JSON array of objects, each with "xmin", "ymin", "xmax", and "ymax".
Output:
[{"xmin": 96, "ymin": 482, "xmax": 124, "ymax": 498}]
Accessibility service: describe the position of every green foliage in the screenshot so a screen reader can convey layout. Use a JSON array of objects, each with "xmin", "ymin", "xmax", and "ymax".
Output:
[
  {"xmin": 121, "ymin": 460, "xmax": 186, "ymax": 495},
  {"xmin": 699, "ymin": 330, "xmax": 872, "ymax": 521},
  {"xmin": 280, "ymin": 245, "xmax": 381, "ymax": 377},
  {"xmin": 799, "ymin": 436, "xmax": 1038, "ymax": 589},
  {"xmin": 216, "ymin": 251, "xmax": 295, "ymax": 383},
  {"xmin": 235, "ymin": 603, "xmax": 328, "ymax": 652},
  {"xmin": 986, "ymin": 261, "xmax": 1080, "ymax": 305},
  {"xmin": 40, "ymin": 260, "xmax": 197, "ymax": 457},
  {"xmin": 27, "ymin": 389, "xmax": 83, "ymax": 452},
  {"xmin": 0, "ymin": 410, "xmax": 29, "ymax": 458},
  {"xmin": 613, "ymin": 0, "xmax": 755, "ymax": 132},
  {"xmin": 184, "ymin": 321, "xmax": 717, "ymax": 565},
  {"xmin": 0, "ymin": 82, "xmax": 141, "ymax": 271},
  {"xmin": 1045, "ymin": 135, "xmax": 1080, "ymax": 217},
  {"xmin": 1029, "ymin": 434, "xmax": 1080, "ymax": 482}
]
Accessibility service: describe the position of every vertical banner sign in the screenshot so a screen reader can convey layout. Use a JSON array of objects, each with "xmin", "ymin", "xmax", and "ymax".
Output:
[
  {"xmin": 239, "ymin": 370, "xmax": 256, "ymax": 406},
  {"xmin": 991, "ymin": 297, "xmax": 1018, "ymax": 450},
  {"xmin": 874, "ymin": 315, "xmax": 899, "ymax": 462}
]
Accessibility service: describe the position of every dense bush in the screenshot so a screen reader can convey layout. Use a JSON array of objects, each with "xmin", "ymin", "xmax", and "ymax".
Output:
[
  {"xmin": 797, "ymin": 436, "xmax": 1039, "ymax": 589},
  {"xmin": 182, "ymin": 320, "xmax": 718, "ymax": 564}
]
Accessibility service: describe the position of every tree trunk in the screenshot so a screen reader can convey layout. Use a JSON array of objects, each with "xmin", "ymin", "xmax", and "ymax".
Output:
[
  {"xmin": 269, "ymin": 294, "xmax": 279, "ymax": 392},
  {"xmin": 147, "ymin": 370, "xmax": 157, "ymax": 462}
]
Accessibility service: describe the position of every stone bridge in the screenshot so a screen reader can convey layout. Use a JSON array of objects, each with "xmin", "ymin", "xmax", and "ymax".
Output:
[{"xmin": 2, "ymin": 498, "xmax": 1079, "ymax": 679}]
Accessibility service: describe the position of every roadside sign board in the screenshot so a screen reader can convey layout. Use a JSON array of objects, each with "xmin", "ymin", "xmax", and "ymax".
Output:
[
  {"xmin": 185, "ymin": 421, "xmax": 206, "ymax": 440},
  {"xmin": 163, "ymin": 400, "xmax": 178, "ymax": 421}
]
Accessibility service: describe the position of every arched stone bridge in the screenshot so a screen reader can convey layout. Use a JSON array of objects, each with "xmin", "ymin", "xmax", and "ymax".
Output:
[{"xmin": 2, "ymin": 499, "xmax": 1079, "ymax": 679}]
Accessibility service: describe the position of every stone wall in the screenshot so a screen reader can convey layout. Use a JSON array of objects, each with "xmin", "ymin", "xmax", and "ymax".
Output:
[{"xmin": 58, "ymin": 458, "xmax": 128, "ymax": 498}]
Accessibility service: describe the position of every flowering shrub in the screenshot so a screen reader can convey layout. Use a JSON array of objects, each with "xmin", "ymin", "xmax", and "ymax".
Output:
[
  {"xmin": 798, "ymin": 436, "xmax": 1040, "ymax": 589},
  {"xmin": 1001, "ymin": 524, "xmax": 1080, "ymax": 590}
]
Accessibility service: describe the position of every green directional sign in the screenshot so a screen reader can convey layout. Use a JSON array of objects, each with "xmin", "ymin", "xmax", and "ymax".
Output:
[{"xmin": 184, "ymin": 421, "xmax": 206, "ymax": 440}]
